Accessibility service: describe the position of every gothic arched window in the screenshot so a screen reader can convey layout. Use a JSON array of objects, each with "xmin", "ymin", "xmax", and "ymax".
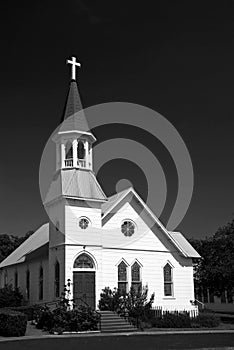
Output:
[
  {"xmin": 65, "ymin": 141, "xmax": 73, "ymax": 159},
  {"xmin": 164, "ymin": 263, "xmax": 173, "ymax": 296},
  {"xmin": 54, "ymin": 261, "xmax": 60, "ymax": 298},
  {"xmin": 39, "ymin": 266, "xmax": 44, "ymax": 300},
  {"xmin": 4, "ymin": 271, "xmax": 8, "ymax": 286},
  {"xmin": 26, "ymin": 269, "xmax": 30, "ymax": 300},
  {"xmin": 78, "ymin": 141, "xmax": 85, "ymax": 159},
  {"xmin": 14, "ymin": 271, "xmax": 18, "ymax": 290},
  {"xmin": 73, "ymin": 253, "xmax": 94, "ymax": 268},
  {"xmin": 118, "ymin": 261, "xmax": 128, "ymax": 294},
  {"xmin": 131, "ymin": 261, "xmax": 142, "ymax": 293}
]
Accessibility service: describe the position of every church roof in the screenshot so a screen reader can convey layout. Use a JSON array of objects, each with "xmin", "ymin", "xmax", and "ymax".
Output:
[
  {"xmin": 169, "ymin": 231, "xmax": 201, "ymax": 258},
  {"xmin": 0, "ymin": 189, "xmax": 199, "ymax": 269},
  {"xmin": 0, "ymin": 223, "xmax": 49, "ymax": 268},
  {"xmin": 101, "ymin": 187, "xmax": 200, "ymax": 258},
  {"xmin": 45, "ymin": 169, "xmax": 107, "ymax": 204},
  {"xmin": 59, "ymin": 80, "xmax": 94, "ymax": 137}
]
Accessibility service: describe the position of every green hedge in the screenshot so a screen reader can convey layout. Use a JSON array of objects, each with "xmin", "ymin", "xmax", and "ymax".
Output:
[{"xmin": 0, "ymin": 309, "xmax": 27, "ymax": 337}]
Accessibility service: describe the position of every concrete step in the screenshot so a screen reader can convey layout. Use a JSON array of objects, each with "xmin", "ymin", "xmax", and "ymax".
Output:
[{"xmin": 99, "ymin": 310, "xmax": 136, "ymax": 333}]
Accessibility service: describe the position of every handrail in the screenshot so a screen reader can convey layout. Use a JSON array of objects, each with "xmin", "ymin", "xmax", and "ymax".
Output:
[{"xmin": 194, "ymin": 299, "xmax": 205, "ymax": 309}]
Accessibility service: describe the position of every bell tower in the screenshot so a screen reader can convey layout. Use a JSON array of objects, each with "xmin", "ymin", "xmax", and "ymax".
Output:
[
  {"xmin": 53, "ymin": 57, "xmax": 96, "ymax": 172},
  {"xmin": 45, "ymin": 57, "xmax": 107, "ymax": 303}
]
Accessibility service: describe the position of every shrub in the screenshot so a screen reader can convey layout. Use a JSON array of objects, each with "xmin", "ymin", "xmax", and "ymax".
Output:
[
  {"xmin": 35, "ymin": 305, "xmax": 55, "ymax": 330},
  {"xmin": 98, "ymin": 287, "xmax": 121, "ymax": 311},
  {"xmin": 151, "ymin": 312, "xmax": 191, "ymax": 328},
  {"xmin": 34, "ymin": 304, "xmax": 100, "ymax": 333},
  {"xmin": 0, "ymin": 285, "xmax": 23, "ymax": 307},
  {"xmin": 7, "ymin": 304, "xmax": 41, "ymax": 321},
  {"xmin": 192, "ymin": 313, "xmax": 220, "ymax": 328},
  {"xmin": 0, "ymin": 309, "xmax": 27, "ymax": 337}
]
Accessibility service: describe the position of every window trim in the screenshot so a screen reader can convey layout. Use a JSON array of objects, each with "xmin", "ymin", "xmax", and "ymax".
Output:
[
  {"xmin": 121, "ymin": 219, "xmax": 136, "ymax": 237},
  {"xmin": 54, "ymin": 261, "xmax": 60, "ymax": 298},
  {"xmin": 26, "ymin": 269, "xmax": 30, "ymax": 300},
  {"xmin": 131, "ymin": 260, "xmax": 142, "ymax": 293},
  {"xmin": 39, "ymin": 265, "xmax": 44, "ymax": 301},
  {"xmin": 14, "ymin": 270, "xmax": 18, "ymax": 290},
  {"xmin": 117, "ymin": 260, "xmax": 129, "ymax": 294},
  {"xmin": 163, "ymin": 262, "xmax": 174, "ymax": 298},
  {"xmin": 78, "ymin": 216, "xmax": 91, "ymax": 230}
]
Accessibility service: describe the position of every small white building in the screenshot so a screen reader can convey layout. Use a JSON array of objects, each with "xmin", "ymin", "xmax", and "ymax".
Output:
[{"xmin": 0, "ymin": 58, "xmax": 200, "ymax": 315}]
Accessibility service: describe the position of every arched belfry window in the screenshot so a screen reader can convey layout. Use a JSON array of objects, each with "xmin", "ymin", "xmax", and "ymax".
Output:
[
  {"xmin": 78, "ymin": 141, "xmax": 85, "ymax": 159},
  {"xmin": 118, "ymin": 261, "xmax": 128, "ymax": 294},
  {"xmin": 164, "ymin": 263, "xmax": 173, "ymax": 296},
  {"xmin": 73, "ymin": 253, "xmax": 94, "ymax": 268},
  {"xmin": 131, "ymin": 261, "xmax": 142, "ymax": 293},
  {"xmin": 65, "ymin": 141, "xmax": 73, "ymax": 159}
]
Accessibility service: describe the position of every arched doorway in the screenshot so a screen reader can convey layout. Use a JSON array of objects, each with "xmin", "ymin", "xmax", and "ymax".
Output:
[{"xmin": 73, "ymin": 253, "xmax": 96, "ymax": 309}]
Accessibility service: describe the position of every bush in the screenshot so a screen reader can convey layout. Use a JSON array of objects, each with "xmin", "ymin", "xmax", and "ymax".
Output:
[
  {"xmin": 0, "ymin": 285, "xmax": 23, "ymax": 307},
  {"xmin": 34, "ymin": 304, "xmax": 100, "ymax": 333},
  {"xmin": 98, "ymin": 287, "xmax": 121, "ymax": 311},
  {"xmin": 151, "ymin": 312, "xmax": 191, "ymax": 328},
  {"xmin": 98, "ymin": 285, "xmax": 154, "ymax": 325},
  {"xmin": 192, "ymin": 313, "xmax": 220, "ymax": 328},
  {"xmin": 0, "ymin": 309, "xmax": 27, "ymax": 337},
  {"xmin": 7, "ymin": 304, "xmax": 41, "ymax": 321}
]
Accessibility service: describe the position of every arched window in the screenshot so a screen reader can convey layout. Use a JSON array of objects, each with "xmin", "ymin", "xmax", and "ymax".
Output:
[
  {"xmin": 164, "ymin": 263, "xmax": 173, "ymax": 296},
  {"xmin": 118, "ymin": 261, "xmax": 128, "ymax": 294},
  {"xmin": 78, "ymin": 141, "xmax": 85, "ymax": 159},
  {"xmin": 4, "ymin": 271, "xmax": 8, "ymax": 286},
  {"xmin": 39, "ymin": 266, "xmax": 43, "ymax": 300},
  {"xmin": 131, "ymin": 261, "xmax": 142, "ymax": 293},
  {"xmin": 54, "ymin": 261, "xmax": 60, "ymax": 298},
  {"xmin": 73, "ymin": 253, "xmax": 94, "ymax": 268},
  {"xmin": 14, "ymin": 271, "xmax": 18, "ymax": 290},
  {"xmin": 65, "ymin": 141, "xmax": 73, "ymax": 159},
  {"xmin": 26, "ymin": 269, "xmax": 30, "ymax": 300}
]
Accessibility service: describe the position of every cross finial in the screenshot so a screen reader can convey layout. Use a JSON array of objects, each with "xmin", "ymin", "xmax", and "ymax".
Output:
[{"xmin": 66, "ymin": 56, "xmax": 81, "ymax": 81}]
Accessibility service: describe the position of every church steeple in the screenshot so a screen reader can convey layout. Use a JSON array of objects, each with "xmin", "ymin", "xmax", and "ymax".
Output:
[{"xmin": 54, "ymin": 57, "xmax": 96, "ymax": 171}]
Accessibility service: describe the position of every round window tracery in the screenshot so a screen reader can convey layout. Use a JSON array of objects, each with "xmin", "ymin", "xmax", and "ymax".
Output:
[
  {"xmin": 121, "ymin": 220, "xmax": 135, "ymax": 237},
  {"xmin": 79, "ymin": 217, "xmax": 89, "ymax": 229}
]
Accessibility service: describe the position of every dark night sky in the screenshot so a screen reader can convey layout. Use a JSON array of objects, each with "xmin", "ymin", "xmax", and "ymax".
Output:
[{"xmin": 0, "ymin": 1, "xmax": 233, "ymax": 239}]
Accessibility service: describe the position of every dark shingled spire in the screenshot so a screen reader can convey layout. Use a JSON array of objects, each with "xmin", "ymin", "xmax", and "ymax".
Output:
[{"xmin": 59, "ymin": 80, "xmax": 91, "ymax": 133}]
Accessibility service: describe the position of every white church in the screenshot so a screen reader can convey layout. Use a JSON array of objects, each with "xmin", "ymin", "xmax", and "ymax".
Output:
[{"xmin": 0, "ymin": 57, "xmax": 200, "ymax": 315}]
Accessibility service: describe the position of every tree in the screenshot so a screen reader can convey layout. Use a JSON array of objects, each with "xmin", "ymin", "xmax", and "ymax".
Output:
[
  {"xmin": 189, "ymin": 218, "xmax": 234, "ymax": 298},
  {"xmin": 0, "ymin": 230, "xmax": 34, "ymax": 263}
]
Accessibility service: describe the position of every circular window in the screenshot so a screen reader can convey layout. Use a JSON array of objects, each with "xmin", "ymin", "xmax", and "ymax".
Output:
[
  {"xmin": 79, "ymin": 218, "xmax": 89, "ymax": 229},
  {"xmin": 121, "ymin": 220, "xmax": 135, "ymax": 237}
]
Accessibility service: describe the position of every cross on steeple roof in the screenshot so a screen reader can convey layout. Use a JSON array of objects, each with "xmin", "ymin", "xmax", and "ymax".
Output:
[{"xmin": 66, "ymin": 56, "xmax": 81, "ymax": 81}]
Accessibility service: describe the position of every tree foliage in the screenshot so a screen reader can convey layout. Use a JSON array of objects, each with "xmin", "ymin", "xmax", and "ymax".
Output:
[
  {"xmin": 189, "ymin": 218, "xmax": 234, "ymax": 296},
  {"xmin": 0, "ymin": 230, "xmax": 34, "ymax": 263}
]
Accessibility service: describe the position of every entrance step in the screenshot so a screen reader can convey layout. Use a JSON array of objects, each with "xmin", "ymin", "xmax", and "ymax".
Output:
[{"xmin": 99, "ymin": 310, "xmax": 137, "ymax": 333}]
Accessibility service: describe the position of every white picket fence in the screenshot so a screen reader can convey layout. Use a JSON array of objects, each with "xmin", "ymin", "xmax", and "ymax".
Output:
[{"xmin": 151, "ymin": 305, "xmax": 199, "ymax": 318}]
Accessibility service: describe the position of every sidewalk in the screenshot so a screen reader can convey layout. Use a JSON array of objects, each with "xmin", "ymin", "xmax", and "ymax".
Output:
[{"xmin": 0, "ymin": 322, "xmax": 234, "ymax": 342}]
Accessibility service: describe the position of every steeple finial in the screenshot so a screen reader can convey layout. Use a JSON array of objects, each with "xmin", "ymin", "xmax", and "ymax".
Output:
[{"xmin": 66, "ymin": 56, "xmax": 81, "ymax": 81}]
